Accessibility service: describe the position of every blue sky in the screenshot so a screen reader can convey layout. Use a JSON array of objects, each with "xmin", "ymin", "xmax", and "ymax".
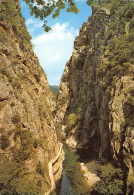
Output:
[{"xmin": 20, "ymin": 0, "xmax": 92, "ymax": 85}]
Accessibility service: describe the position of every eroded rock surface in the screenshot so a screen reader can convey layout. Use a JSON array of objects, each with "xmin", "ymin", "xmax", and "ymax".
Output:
[
  {"xmin": 56, "ymin": 1, "xmax": 134, "ymax": 193},
  {"xmin": 0, "ymin": 0, "xmax": 63, "ymax": 194}
]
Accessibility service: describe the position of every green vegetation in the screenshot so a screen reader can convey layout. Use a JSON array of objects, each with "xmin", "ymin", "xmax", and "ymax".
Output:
[
  {"xmin": 23, "ymin": 0, "xmax": 79, "ymax": 32},
  {"xmin": 65, "ymin": 107, "xmax": 83, "ymax": 133},
  {"xmin": 0, "ymin": 0, "xmax": 32, "ymax": 50},
  {"xmin": 0, "ymin": 0, "xmax": 16, "ymax": 24},
  {"xmin": 63, "ymin": 146, "xmax": 91, "ymax": 194},
  {"xmin": 0, "ymin": 155, "xmax": 45, "ymax": 195},
  {"xmin": 12, "ymin": 78, "xmax": 22, "ymax": 89},
  {"xmin": 13, "ymin": 128, "xmax": 48, "ymax": 161},
  {"xmin": 0, "ymin": 28, "xmax": 7, "ymax": 43},
  {"xmin": 13, "ymin": 130, "xmax": 34, "ymax": 161},
  {"xmin": 22, "ymin": 0, "xmax": 134, "ymax": 33},
  {"xmin": 51, "ymin": 191, "xmax": 57, "ymax": 195},
  {"xmin": 66, "ymin": 113, "xmax": 78, "ymax": 129},
  {"xmin": 17, "ymin": 72, "xmax": 26, "ymax": 80},
  {"xmin": 96, "ymin": 0, "xmax": 134, "ymax": 90},
  {"xmin": 9, "ymin": 72, "xmax": 26, "ymax": 89},
  {"xmin": 34, "ymin": 137, "xmax": 48, "ymax": 149},
  {"xmin": 11, "ymin": 113, "xmax": 21, "ymax": 124},
  {"xmin": 94, "ymin": 163, "xmax": 124, "ymax": 195},
  {"xmin": 38, "ymin": 105, "xmax": 47, "ymax": 121},
  {"xmin": 1, "ymin": 135, "xmax": 10, "ymax": 150},
  {"xmin": 1, "ymin": 0, "xmax": 97, "ymax": 32},
  {"xmin": 87, "ymin": 0, "xmax": 98, "ymax": 7},
  {"xmin": 50, "ymin": 85, "xmax": 59, "ymax": 95},
  {"xmin": 0, "ymin": 67, "xmax": 10, "ymax": 77}
]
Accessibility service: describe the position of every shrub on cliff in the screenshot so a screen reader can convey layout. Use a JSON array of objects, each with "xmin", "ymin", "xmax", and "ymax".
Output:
[
  {"xmin": 11, "ymin": 113, "xmax": 21, "ymax": 124},
  {"xmin": 97, "ymin": 0, "xmax": 134, "ymax": 90},
  {"xmin": 66, "ymin": 113, "xmax": 78, "ymax": 129},
  {"xmin": 1, "ymin": 135, "xmax": 10, "ymax": 150},
  {"xmin": 66, "ymin": 107, "xmax": 83, "ymax": 133},
  {"xmin": 93, "ymin": 163, "xmax": 124, "ymax": 195}
]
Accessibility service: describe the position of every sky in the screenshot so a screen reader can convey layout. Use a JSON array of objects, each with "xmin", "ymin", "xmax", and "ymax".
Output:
[{"xmin": 20, "ymin": 0, "xmax": 92, "ymax": 85}]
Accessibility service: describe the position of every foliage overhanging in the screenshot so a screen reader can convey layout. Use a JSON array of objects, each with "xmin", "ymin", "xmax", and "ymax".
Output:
[{"xmin": 22, "ymin": 0, "xmax": 99, "ymax": 31}]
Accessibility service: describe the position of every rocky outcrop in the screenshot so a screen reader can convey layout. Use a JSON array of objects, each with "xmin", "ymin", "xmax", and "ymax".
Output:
[
  {"xmin": 0, "ymin": 0, "xmax": 63, "ymax": 194},
  {"xmin": 56, "ymin": 0, "xmax": 134, "ymax": 193}
]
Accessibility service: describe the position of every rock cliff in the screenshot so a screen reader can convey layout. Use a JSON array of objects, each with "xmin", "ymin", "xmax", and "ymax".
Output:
[
  {"xmin": 0, "ymin": 0, "xmax": 63, "ymax": 194},
  {"xmin": 56, "ymin": 0, "xmax": 134, "ymax": 193}
]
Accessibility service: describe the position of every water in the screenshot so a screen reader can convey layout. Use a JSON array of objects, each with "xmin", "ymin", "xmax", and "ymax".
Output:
[
  {"xmin": 58, "ymin": 146, "xmax": 91, "ymax": 195},
  {"xmin": 59, "ymin": 171, "xmax": 75, "ymax": 195}
]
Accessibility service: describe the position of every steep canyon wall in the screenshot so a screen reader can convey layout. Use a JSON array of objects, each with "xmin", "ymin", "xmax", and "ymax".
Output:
[
  {"xmin": 56, "ymin": 0, "xmax": 134, "ymax": 192},
  {"xmin": 0, "ymin": 0, "xmax": 63, "ymax": 194}
]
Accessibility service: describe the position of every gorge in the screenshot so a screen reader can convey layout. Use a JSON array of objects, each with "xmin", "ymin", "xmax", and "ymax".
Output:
[{"xmin": 0, "ymin": 0, "xmax": 134, "ymax": 195}]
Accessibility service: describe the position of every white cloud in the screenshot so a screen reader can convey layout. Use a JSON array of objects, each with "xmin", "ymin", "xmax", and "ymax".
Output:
[
  {"xmin": 26, "ymin": 18, "xmax": 44, "ymax": 33},
  {"xmin": 30, "ymin": 22, "xmax": 79, "ymax": 85}
]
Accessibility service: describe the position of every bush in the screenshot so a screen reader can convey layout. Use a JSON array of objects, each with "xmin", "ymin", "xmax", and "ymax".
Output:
[
  {"xmin": 12, "ymin": 78, "xmax": 21, "ymax": 89},
  {"xmin": 35, "ymin": 137, "xmax": 48, "ymax": 149},
  {"xmin": 96, "ymin": 0, "xmax": 134, "ymax": 91},
  {"xmin": 38, "ymin": 106, "xmax": 47, "ymax": 121},
  {"xmin": 66, "ymin": 113, "xmax": 78, "ymax": 128},
  {"xmin": 0, "ymin": 67, "xmax": 10, "ymax": 77},
  {"xmin": 94, "ymin": 163, "xmax": 124, "ymax": 195},
  {"xmin": 1, "ymin": 135, "xmax": 10, "ymax": 150},
  {"xmin": 65, "ymin": 107, "xmax": 83, "ymax": 132},
  {"xmin": 13, "ymin": 130, "xmax": 34, "ymax": 161},
  {"xmin": 11, "ymin": 113, "xmax": 21, "ymax": 124},
  {"xmin": 0, "ymin": 29, "xmax": 6, "ymax": 43},
  {"xmin": 36, "ymin": 162, "xmax": 45, "ymax": 176},
  {"xmin": 15, "ymin": 148, "xmax": 30, "ymax": 161}
]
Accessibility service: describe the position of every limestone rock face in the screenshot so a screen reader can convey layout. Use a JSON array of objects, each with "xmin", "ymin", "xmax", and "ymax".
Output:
[
  {"xmin": 0, "ymin": 0, "xmax": 63, "ymax": 194},
  {"xmin": 56, "ymin": 1, "xmax": 134, "ymax": 192}
]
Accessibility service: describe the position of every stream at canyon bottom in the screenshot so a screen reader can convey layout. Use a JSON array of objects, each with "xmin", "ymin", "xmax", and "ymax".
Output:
[{"xmin": 58, "ymin": 146, "xmax": 91, "ymax": 195}]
